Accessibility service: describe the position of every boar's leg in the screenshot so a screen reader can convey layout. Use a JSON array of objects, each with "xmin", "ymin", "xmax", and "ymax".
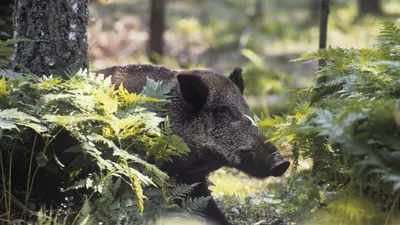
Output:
[{"xmin": 189, "ymin": 178, "xmax": 232, "ymax": 225}]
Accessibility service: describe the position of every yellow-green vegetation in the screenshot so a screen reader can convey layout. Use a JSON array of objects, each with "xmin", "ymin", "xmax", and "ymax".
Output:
[
  {"xmin": 210, "ymin": 169, "xmax": 272, "ymax": 197},
  {"xmin": 0, "ymin": 67, "xmax": 212, "ymax": 224}
]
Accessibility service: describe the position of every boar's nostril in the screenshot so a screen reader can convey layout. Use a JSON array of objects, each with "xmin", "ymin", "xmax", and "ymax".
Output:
[
  {"xmin": 270, "ymin": 160, "xmax": 290, "ymax": 177},
  {"xmin": 265, "ymin": 151, "xmax": 290, "ymax": 177}
]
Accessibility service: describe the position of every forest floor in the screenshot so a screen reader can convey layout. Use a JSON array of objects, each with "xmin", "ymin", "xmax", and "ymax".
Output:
[{"xmin": 88, "ymin": 0, "xmax": 400, "ymax": 224}]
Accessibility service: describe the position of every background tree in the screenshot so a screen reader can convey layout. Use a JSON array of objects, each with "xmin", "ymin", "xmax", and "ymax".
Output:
[
  {"xmin": 358, "ymin": 0, "xmax": 384, "ymax": 17},
  {"xmin": 312, "ymin": 0, "xmax": 330, "ymax": 177},
  {"xmin": 0, "ymin": 0, "xmax": 14, "ymax": 42},
  {"xmin": 13, "ymin": 0, "xmax": 89, "ymax": 76},
  {"xmin": 148, "ymin": 0, "xmax": 166, "ymax": 63}
]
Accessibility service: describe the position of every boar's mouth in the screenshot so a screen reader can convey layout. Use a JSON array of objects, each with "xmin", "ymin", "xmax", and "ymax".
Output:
[{"xmin": 266, "ymin": 151, "xmax": 290, "ymax": 177}]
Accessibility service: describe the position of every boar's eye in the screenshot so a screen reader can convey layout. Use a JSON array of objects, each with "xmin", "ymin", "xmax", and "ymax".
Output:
[{"xmin": 213, "ymin": 106, "xmax": 237, "ymax": 123}]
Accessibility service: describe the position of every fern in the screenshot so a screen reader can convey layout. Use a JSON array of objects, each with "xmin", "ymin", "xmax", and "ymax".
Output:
[
  {"xmin": 141, "ymin": 77, "xmax": 174, "ymax": 101},
  {"xmin": 0, "ymin": 108, "xmax": 47, "ymax": 133},
  {"xmin": 0, "ymin": 65, "xmax": 191, "ymax": 224},
  {"xmin": 69, "ymin": 174, "xmax": 209, "ymax": 225},
  {"xmin": 181, "ymin": 196, "xmax": 212, "ymax": 216},
  {"xmin": 0, "ymin": 69, "xmax": 30, "ymax": 79},
  {"xmin": 379, "ymin": 21, "xmax": 400, "ymax": 44},
  {"xmin": 259, "ymin": 21, "xmax": 400, "ymax": 222},
  {"xmin": 171, "ymin": 183, "xmax": 195, "ymax": 200}
]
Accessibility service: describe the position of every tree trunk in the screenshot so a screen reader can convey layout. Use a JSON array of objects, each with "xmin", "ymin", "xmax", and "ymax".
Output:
[
  {"xmin": 148, "ymin": 0, "xmax": 166, "ymax": 63},
  {"xmin": 0, "ymin": 0, "xmax": 14, "ymax": 41},
  {"xmin": 358, "ymin": 0, "xmax": 383, "ymax": 16},
  {"xmin": 13, "ymin": 0, "xmax": 89, "ymax": 76},
  {"xmin": 312, "ymin": 0, "xmax": 330, "ymax": 178},
  {"xmin": 317, "ymin": 0, "xmax": 329, "ymax": 84}
]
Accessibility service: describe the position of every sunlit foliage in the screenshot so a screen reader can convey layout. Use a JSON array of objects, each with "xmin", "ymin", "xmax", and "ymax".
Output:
[
  {"xmin": 0, "ymin": 68, "xmax": 209, "ymax": 224},
  {"xmin": 258, "ymin": 21, "xmax": 400, "ymax": 224}
]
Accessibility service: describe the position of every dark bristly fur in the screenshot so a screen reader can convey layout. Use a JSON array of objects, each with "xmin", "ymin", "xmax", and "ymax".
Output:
[{"xmin": 95, "ymin": 64, "xmax": 289, "ymax": 225}]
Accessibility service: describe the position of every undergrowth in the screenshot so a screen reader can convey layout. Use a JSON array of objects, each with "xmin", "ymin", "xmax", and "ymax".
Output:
[
  {"xmin": 0, "ymin": 67, "xmax": 209, "ymax": 224},
  {"xmin": 3, "ymin": 18, "xmax": 400, "ymax": 225},
  {"xmin": 257, "ymin": 21, "xmax": 400, "ymax": 224}
]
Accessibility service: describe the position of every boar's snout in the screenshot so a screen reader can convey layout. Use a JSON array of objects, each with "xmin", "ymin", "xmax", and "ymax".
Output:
[{"xmin": 266, "ymin": 151, "xmax": 290, "ymax": 177}]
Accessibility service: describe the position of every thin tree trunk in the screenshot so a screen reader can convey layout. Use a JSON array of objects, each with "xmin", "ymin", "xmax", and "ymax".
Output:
[
  {"xmin": 358, "ymin": 0, "xmax": 383, "ymax": 17},
  {"xmin": 0, "ymin": 0, "xmax": 14, "ymax": 41},
  {"xmin": 317, "ymin": 0, "xmax": 329, "ymax": 84},
  {"xmin": 312, "ymin": 0, "xmax": 330, "ymax": 178},
  {"xmin": 148, "ymin": 0, "xmax": 166, "ymax": 63},
  {"xmin": 13, "ymin": 0, "xmax": 89, "ymax": 76}
]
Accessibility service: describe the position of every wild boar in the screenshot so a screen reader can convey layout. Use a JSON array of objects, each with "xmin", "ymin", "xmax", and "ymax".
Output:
[{"xmin": 95, "ymin": 64, "xmax": 290, "ymax": 225}]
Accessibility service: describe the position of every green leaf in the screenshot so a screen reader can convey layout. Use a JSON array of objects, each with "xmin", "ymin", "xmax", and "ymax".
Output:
[{"xmin": 141, "ymin": 77, "xmax": 173, "ymax": 101}]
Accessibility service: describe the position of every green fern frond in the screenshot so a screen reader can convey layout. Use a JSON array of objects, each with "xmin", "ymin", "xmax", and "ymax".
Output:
[
  {"xmin": 171, "ymin": 183, "xmax": 194, "ymax": 200},
  {"xmin": 181, "ymin": 196, "xmax": 212, "ymax": 215},
  {"xmin": 0, "ymin": 69, "xmax": 29, "ymax": 79},
  {"xmin": 37, "ymin": 93, "xmax": 96, "ymax": 113},
  {"xmin": 379, "ymin": 21, "xmax": 400, "ymax": 44},
  {"xmin": 148, "ymin": 134, "xmax": 190, "ymax": 164},
  {"xmin": 141, "ymin": 77, "xmax": 174, "ymax": 101},
  {"xmin": 0, "ymin": 108, "xmax": 39, "ymax": 123},
  {"xmin": 0, "ymin": 108, "xmax": 47, "ymax": 133},
  {"xmin": 63, "ymin": 176, "xmax": 94, "ymax": 192}
]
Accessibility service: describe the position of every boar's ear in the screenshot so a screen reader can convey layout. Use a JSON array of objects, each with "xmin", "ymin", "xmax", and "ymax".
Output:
[
  {"xmin": 177, "ymin": 74, "xmax": 209, "ymax": 109},
  {"xmin": 229, "ymin": 67, "xmax": 244, "ymax": 94}
]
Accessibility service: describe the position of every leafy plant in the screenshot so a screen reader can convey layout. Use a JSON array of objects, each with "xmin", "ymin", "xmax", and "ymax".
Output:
[
  {"xmin": 0, "ymin": 68, "xmax": 210, "ymax": 224},
  {"xmin": 258, "ymin": 21, "xmax": 400, "ymax": 223}
]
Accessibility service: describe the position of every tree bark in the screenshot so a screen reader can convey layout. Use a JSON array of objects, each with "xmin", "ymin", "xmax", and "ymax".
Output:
[
  {"xmin": 317, "ymin": 0, "xmax": 329, "ymax": 84},
  {"xmin": 0, "ymin": 0, "xmax": 14, "ymax": 41},
  {"xmin": 148, "ymin": 0, "xmax": 166, "ymax": 64},
  {"xmin": 358, "ymin": 0, "xmax": 383, "ymax": 17},
  {"xmin": 13, "ymin": 0, "xmax": 89, "ymax": 76}
]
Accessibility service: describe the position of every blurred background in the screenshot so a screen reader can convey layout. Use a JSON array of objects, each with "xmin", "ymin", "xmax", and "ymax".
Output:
[
  {"xmin": 88, "ymin": 0, "xmax": 400, "ymax": 117},
  {"xmin": 86, "ymin": 1, "xmax": 400, "ymax": 223}
]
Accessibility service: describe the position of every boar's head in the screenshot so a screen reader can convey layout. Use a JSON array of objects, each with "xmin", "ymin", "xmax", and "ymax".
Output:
[{"xmin": 168, "ymin": 67, "xmax": 290, "ymax": 178}]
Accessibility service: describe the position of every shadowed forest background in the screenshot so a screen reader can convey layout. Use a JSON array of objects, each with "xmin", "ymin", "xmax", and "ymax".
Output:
[
  {"xmin": 87, "ymin": 0, "xmax": 400, "ymax": 114},
  {"xmin": 1, "ymin": 0, "xmax": 400, "ymax": 224}
]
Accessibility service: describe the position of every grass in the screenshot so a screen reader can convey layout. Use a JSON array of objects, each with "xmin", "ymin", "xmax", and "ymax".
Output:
[
  {"xmin": 209, "ymin": 169, "xmax": 272, "ymax": 197},
  {"xmin": 209, "ymin": 157, "xmax": 313, "ymax": 198}
]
